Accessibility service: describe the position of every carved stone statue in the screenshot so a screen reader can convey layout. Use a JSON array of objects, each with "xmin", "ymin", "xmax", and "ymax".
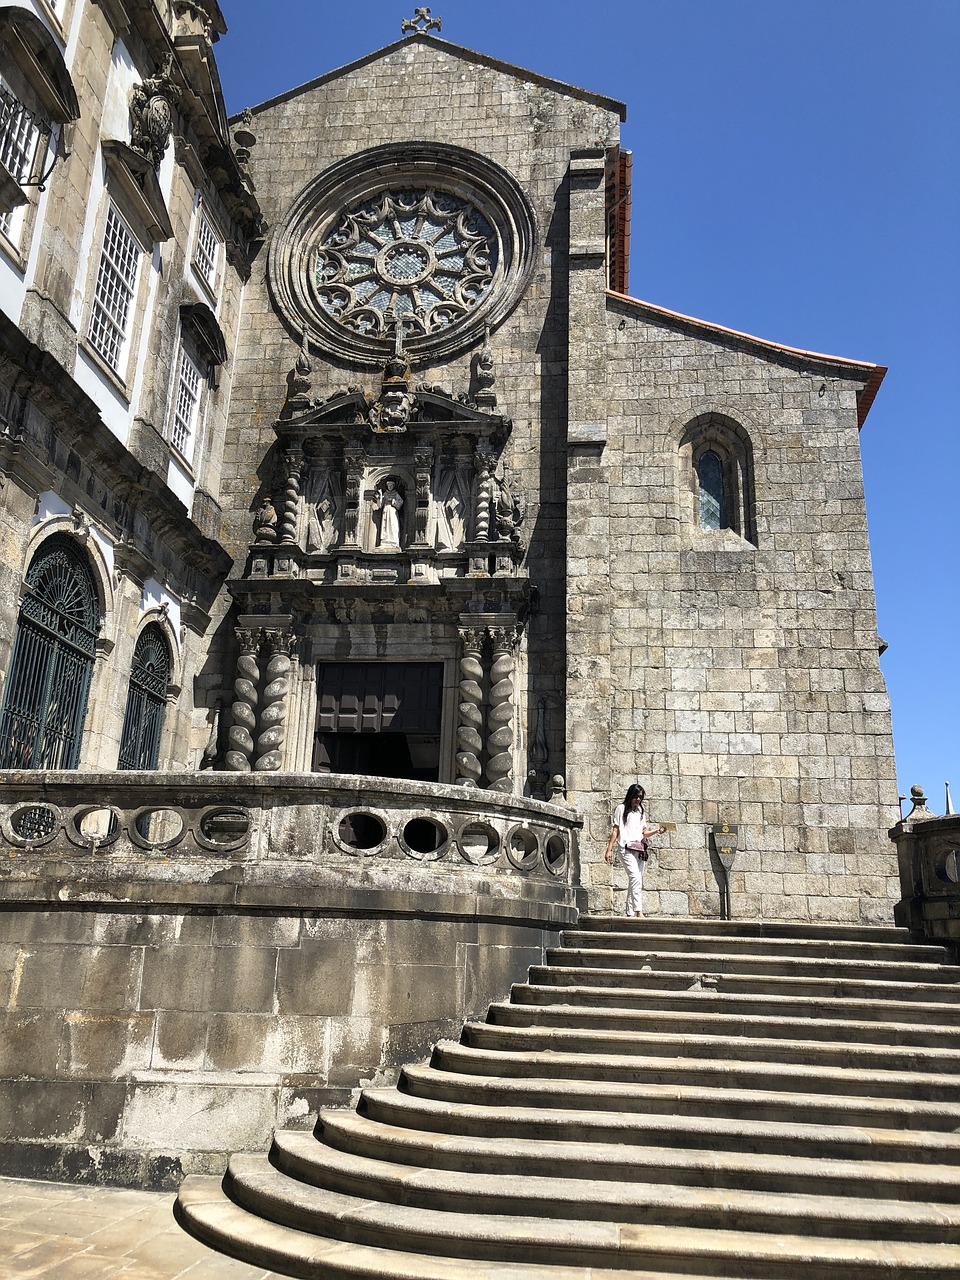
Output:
[
  {"xmin": 252, "ymin": 496, "xmax": 278, "ymax": 544},
  {"xmin": 369, "ymin": 384, "xmax": 414, "ymax": 431},
  {"xmin": 374, "ymin": 480, "xmax": 403, "ymax": 549},
  {"xmin": 434, "ymin": 468, "xmax": 468, "ymax": 551},
  {"xmin": 495, "ymin": 468, "xmax": 526, "ymax": 546}
]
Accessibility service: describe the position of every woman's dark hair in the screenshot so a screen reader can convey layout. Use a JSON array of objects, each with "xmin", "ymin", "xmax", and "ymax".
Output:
[{"xmin": 622, "ymin": 783, "xmax": 645, "ymax": 813}]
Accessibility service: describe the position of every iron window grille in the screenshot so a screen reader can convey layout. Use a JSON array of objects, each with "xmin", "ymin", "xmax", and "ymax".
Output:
[
  {"xmin": 118, "ymin": 624, "xmax": 170, "ymax": 770},
  {"xmin": 0, "ymin": 79, "xmax": 51, "ymax": 189},
  {"xmin": 193, "ymin": 208, "xmax": 219, "ymax": 292},
  {"xmin": 170, "ymin": 344, "xmax": 203, "ymax": 461},
  {"xmin": 0, "ymin": 537, "xmax": 100, "ymax": 771},
  {"xmin": 87, "ymin": 203, "xmax": 141, "ymax": 371}
]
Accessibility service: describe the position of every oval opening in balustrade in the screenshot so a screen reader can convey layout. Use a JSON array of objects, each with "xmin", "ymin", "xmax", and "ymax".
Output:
[
  {"xmin": 401, "ymin": 816, "xmax": 448, "ymax": 860},
  {"xmin": 7, "ymin": 804, "xmax": 59, "ymax": 844},
  {"xmin": 196, "ymin": 808, "xmax": 251, "ymax": 851},
  {"xmin": 936, "ymin": 848, "xmax": 960, "ymax": 885},
  {"xmin": 338, "ymin": 812, "xmax": 386, "ymax": 850},
  {"xmin": 130, "ymin": 808, "xmax": 185, "ymax": 849},
  {"xmin": 506, "ymin": 825, "xmax": 540, "ymax": 871},
  {"xmin": 544, "ymin": 832, "xmax": 568, "ymax": 875},
  {"xmin": 459, "ymin": 821, "xmax": 500, "ymax": 865},
  {"xmin": 71, "ymin": 807, "xmax": 121, "ymax": 848}
]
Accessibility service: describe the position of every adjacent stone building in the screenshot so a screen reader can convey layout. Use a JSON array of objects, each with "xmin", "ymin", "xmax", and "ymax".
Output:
[{"xmin": 0, "ymin": 3, "xmax": 901, "ymax": 1182}]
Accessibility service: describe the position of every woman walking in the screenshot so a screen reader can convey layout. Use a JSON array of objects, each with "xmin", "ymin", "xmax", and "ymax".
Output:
[{"xmin": 604, "ymin": 783, "xmax": 667, "ymax": 917}]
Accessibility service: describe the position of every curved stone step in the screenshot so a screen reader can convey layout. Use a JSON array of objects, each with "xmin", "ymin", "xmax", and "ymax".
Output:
[
  {"xmin": 267, "ymin": 1131, "xmax": 960, "ymax": 1241},
  {"xmin": 177, "ymin": 1176, "xmax": 675, "ymax": 1279},
  {"xmin": 547, "ymin": 945, "xmax": 960, "ymax": 985},
  {"xmin": 491, "ymin": 997, "xmax": 960, "ymax": 1048},
  {"xmin": 432, "ymin": 1038, "xmax": 960, "ymax": 1103},
  {"xmin": 463, "ymin": 1017, "xmax": 960, "ymax": 1075},
  {"xmin": 302, "ymin": 1111, "xmax": 960, "ymax": 1204},
  {"xmin": 360, "ymin": 1084, "xmax": 960, "ymax": 1165},
  {"xmin": 562, "ymin": 929, "xmax": 953, "ymax": 964},
  {"xmin": 513, "ymin": 980, "xmax": 960, "ymax": 1028},
  {"xmin": 181, "ymin": 1165, "xmax": 960, "ymax": 1278},
  {"xmin": 402, "ymin": 1059, "xmax": 960, "ymax": 1131},
  {"xmin": 530, "ymin": 963, "xmax": 960, "ymax": 1005}
]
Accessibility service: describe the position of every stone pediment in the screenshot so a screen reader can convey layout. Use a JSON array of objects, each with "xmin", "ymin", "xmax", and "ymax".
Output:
[{"xmin": 278, "ymin": 382, "xmax": 510, "ymax": 447}]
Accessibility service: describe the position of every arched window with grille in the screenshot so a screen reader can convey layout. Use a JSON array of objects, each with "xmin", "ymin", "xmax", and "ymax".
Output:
[
  {"xmin": 0, "ymin": 536, "xmax": 100, "ymax": 768},
  {"xmin": 118, "ymin": 624, "xmax": 171, "ymax": 770}
]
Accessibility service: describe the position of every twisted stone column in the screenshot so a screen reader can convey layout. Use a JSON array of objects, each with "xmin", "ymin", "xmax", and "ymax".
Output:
[
  {"xmin": 474, "ymin": 447, "xmax": 495, "ymax": 542},
  {"xmin": 253, "ymin": 630, "xmax": 294, "ymax": 771},
  {"xmin": 486, "ymin": 626, "xmax": 516, "ymax": 792},
  {"xmin": 455, "ymin": 627, "xmax": 485, "ymax": 787},
  {"xmin": 225, "ymin": 629, "xmax": 260, "ymax": 771},
  {"xmin": 278, "ymin": 449, "xmax": 303, "ymax": 544}
]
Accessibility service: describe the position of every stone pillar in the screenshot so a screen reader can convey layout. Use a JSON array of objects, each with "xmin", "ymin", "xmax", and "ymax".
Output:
[
  {"xmin": 278, "ymin": 447, "xmax": 303, "ymax": 544},
  {"xmin": 473, "ymin": 444, "xmax": 495, "ymax": 543},
  {"xmin": 253, "ymin": 629, "xmax": 294, "ymax": 771},
  {"xmin": 455, "ymin": 626, "xmax": 485, "ymax": 787},
  {"xmin": 412, "ymin": 445, "xmax": 433, "ymax": 548},
  {"xmin": 341, "ymin": 443, "xmax": 364, "ymax": 548},
  {"xmin": 225, "ymin": 628, "xmax": 260, "ymax": 772},
  {"xmin": 486, "ymin": 625, "xmax": 517, "ymax": 793}
]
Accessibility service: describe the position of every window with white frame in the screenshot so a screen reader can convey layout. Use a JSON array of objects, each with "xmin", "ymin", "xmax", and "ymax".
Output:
[
  {"xmin": 87, "ymin": 204, "xmax": 141, "ymax": 373},
  {"xmin": 192, "ymin": 207, "xmax": 220, "ymax": 294},
  {"xmin": 170, "ymin": 343, "xmax": 204, "ymax": 462}
]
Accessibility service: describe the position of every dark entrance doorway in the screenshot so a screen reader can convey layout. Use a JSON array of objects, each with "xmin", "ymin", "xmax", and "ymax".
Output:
[{"xmin": 313, "ymin": 662, "xmax": 443, "ymax": 782}]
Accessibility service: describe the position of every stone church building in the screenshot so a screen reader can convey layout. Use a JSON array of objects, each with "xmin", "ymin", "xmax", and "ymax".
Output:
[{"xmin": 0, "ymin": 2, "xmax": 902, "ymax": 1183}]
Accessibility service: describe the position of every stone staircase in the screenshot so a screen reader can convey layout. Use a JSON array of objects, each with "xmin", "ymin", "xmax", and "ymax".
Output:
[{"xmin": 177, "ymin": 917, "xmax": 960, "ymax": 1278}]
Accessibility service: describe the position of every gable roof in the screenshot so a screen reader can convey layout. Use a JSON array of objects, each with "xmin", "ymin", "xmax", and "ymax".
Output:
[
  {"xmin": 237, "ymin": 32, "xmax": 626, "ymax": 121},
  {"xmin": 607, "ymin": 290, "xmax": 886, "ymax": 429}
]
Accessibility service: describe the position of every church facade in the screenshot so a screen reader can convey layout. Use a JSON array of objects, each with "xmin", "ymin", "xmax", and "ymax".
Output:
[{"xmin": 0, "ymin": 2, "xmax": 901, "ymax": 1182}]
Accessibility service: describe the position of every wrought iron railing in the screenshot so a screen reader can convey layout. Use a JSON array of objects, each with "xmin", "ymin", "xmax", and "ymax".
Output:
[{"xmin": 0, "ymin": 82, "xmax": 53, "ymax": 190}]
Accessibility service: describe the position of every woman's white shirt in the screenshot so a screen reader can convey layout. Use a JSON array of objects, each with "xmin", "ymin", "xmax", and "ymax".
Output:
[{"xmin": 613, "ymin": 803, "xmax": 653, "ymax": 849}]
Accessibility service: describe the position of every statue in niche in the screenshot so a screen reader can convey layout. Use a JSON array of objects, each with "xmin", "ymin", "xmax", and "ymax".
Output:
[
  {"xmin": 374, "ymin": 479, "xmax": 404, "ymax": 549},
  {"xmin": 252, "ymin": 496, "xmax": 278, "ymax": 543},
  {"xmin": 434, "ymin": 468, "xmax": 469, "ymax": 550},
  {"xmin": 495, "ymin": 469, "xmax": 526, "ymax": 546},
  {"xmin": 304, "ymin": 471, "xmax": 340, "ymax": 553}
]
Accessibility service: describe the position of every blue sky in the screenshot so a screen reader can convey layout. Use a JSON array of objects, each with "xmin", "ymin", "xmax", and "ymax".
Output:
[{"xmin": 216, "ymin": 0, "xmax": 959, "ymax": 810}]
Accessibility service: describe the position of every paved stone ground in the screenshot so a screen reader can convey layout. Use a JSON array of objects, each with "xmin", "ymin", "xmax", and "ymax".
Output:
[{"xmin": 0, "ymin": 1177, "xmax": 281, "ymax": 1280}]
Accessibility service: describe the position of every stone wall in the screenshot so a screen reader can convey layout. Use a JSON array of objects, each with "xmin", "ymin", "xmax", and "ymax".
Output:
[
  {"xmin": 0, "ymin": 772, "xmax": 581, "ymax": 1187},
  {"xmin": 566, "ymin": 294, "xmax": 899, "ymax": 922}
]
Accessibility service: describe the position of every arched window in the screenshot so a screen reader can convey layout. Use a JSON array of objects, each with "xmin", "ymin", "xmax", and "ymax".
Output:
[
  {"xmin": 0, "ymin": 536, "xmax": 100, "ymax": 768},
  {"xmin": 697, "ymin": 450, "xmax": 724, "ymax": 529},
  {"xmin": 680, "ymin": 415, "xmax": 757, "ymax": 545},
  {"xmin": 118, "ymin": 624, "xmax": 170, "ymax": 770}
]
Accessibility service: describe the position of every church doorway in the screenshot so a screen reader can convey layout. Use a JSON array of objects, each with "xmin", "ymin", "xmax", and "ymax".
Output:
[{"xmin": 312, "ymin": 662, "xmax": 443, "ymax": 782}]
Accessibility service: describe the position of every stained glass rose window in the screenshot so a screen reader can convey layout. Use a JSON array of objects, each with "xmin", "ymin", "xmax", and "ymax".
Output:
[
  {"xmin": 268, "ymin": 144, "xmax": 537, "ymax": 364},
  {"xmin": 315, "ymin": 189, "xmax": 498, "ymax": 341}
]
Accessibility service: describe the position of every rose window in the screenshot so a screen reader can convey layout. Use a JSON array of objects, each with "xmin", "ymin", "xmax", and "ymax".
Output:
[{"xmin": 314, "ymin": 189, "xmax": 498, "ymax": 340}]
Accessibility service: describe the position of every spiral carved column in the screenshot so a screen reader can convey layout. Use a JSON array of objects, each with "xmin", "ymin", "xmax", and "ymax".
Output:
[
  {"xmin": 278, "ymin": 449, "xmax": 303, "ymax": 544},
  {"xmin": 455, "ymin": 627, "xmax": 485, "ymax": 787},
  {"xmin": 225, "ymin": 629, "xmax": 261, "ymax": 772},
  {"xmin": 474, "ymin": 448, "xmax": 495, "ymax": 543},
  {"xmin": 486, "ymin": 625, "xmax": 517, "ymax": 792},
  {"xmin": 253, "ymin": 630, "xmax": 294, "ymax": 771}
]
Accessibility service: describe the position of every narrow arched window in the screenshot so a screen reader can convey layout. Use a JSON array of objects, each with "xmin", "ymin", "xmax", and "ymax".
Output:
[
  {"xmin": 118, "ymin": 624, "xmax": 170, "ymax": 770},
  {"xmin": 0, "ymin": 536, "xmax": 100, "ymax": 768},
  {"xmin": 697, "ymin": 450, "xmax": 725, "ymax": 530}
]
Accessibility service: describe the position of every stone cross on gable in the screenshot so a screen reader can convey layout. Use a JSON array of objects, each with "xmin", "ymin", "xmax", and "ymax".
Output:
[{"xmin": 401, "ymin": 7, "xmax": 441, "ymax": 35}]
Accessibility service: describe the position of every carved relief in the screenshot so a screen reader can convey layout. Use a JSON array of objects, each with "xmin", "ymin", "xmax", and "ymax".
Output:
[{"xmin": 129, "ymin": 56, "xmax": 180, "ymax": 170}]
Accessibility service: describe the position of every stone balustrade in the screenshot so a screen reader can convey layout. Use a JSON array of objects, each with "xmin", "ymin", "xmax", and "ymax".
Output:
[
  {"xmin": 0, "ymin": 770, "xmax": 580, "ymax": 896},
  {"xmin": 891, "ymin": 785, "xmax": 960, "ymax": 946}
]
